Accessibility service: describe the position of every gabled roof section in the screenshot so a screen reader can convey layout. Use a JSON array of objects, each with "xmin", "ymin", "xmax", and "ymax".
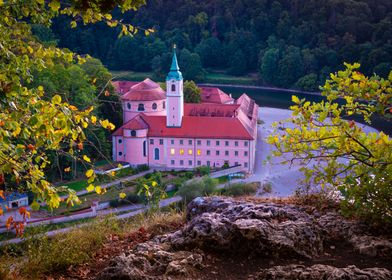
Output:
[
  {"xmin": 200, "ymin": 87, "xmax": 234, "ymax": 104},
  {"xmin": 112, "ymin": 114, "xmax": 149, "ymax": 136}
]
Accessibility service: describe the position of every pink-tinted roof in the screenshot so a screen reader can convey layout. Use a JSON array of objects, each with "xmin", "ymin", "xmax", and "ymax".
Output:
[
  {"xmin": 121, "ymin": 78, "xmax": 166, "ymax": 101},
  {"xmin": 184, "ymin": 103, "xmax": 239, "ymax": 117},
  {"xmin": 112, "ymin": 115, "xmax": 148, "ymax": 136},
  {"xmin": 200, "ymin": 87, "xmax": 234, "ymax": 104},
  {"xmin": 142, "ymin": 115, "xmax": 253, "ymax": 140}
]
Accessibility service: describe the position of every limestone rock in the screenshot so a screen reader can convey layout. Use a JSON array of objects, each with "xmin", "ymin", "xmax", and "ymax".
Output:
[{"xmin": 253, "ymin": 264, "xmax": 392, "ymax": 280}]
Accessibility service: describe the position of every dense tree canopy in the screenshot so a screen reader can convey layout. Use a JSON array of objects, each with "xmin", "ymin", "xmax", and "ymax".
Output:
[
  {"xmin": 268, "ymin": 64, "xmax": 392, "ymax": 222},
  {"xmin": 49, "ymin": 0, "xmax": 392, "ymax": 90},
  {"xmin": 0, "ymin": 0, "xmax": 145, "ymax": 231}
]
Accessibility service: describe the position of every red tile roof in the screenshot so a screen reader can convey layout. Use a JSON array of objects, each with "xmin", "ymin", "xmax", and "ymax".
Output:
[
  {"xmin": 141, "ymin": 115, "xmax": 253, "ymax": 140},
  {"xmin": 184, "ymin": 103, "xmax": 239, "ymax": 117},
  {"xmin": 200, "ymin": 87, "xmax": 234, "ymax": 104},
  {"xmin": 121, "ymin": 78, "xmax": 166, "ymax": 101}
]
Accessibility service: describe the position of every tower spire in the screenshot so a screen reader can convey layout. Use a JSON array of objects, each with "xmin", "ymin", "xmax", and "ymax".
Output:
[{"xmin": 167, "ymin": 44, "xmax": 182, "ymax": 81}]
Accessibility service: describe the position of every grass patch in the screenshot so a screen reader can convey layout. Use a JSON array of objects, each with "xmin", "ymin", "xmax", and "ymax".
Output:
[
  {"xmin": 111, "ymin": 70, "xmax": 154, "ymax": 81},
  {"xmin": 0, "ymin": 211, "xmax": 184, "ymax": 280}
]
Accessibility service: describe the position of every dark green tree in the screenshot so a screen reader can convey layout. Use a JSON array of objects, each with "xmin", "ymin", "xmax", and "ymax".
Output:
[{"xmin": 183, "ymin": 81, "xmax": 201, "ymax": 103}]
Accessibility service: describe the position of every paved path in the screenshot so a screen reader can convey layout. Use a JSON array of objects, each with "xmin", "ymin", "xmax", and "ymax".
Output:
[{"xmin": 0, "ymin": 196, "xmax": 182, "ymax": 246}]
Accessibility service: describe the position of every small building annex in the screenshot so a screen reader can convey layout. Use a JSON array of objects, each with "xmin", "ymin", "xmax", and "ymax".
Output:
[{"xmin": 112, "ymin": 48, "xmax": 259, "ymax": 173}]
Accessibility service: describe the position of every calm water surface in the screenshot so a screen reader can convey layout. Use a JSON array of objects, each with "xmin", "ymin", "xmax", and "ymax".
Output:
[{"xmin": 219, "ymin": 85, "xmax": 391, "ymax": 135}]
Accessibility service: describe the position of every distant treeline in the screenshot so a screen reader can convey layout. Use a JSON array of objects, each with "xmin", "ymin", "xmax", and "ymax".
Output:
[{"xmin": 37, "ymin": 0, "xmax": 392, "ymax": 90}]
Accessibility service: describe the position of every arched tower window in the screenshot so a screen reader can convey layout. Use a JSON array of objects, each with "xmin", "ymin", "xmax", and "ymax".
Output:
[
  {"xmin": 131, "ymin": 130, "xmax": 136, "ymax": 137},
  {"xmin": 171, "ymin": 84, "xmax": 176, "ymax": 92},
  {"xmin": 143, "ymin": 141, "xmax": 146, "ymax": 157},
  {"xmin": 152, "ymin": 103, "xmax": 157, "ymax": 110},
  {"xmin": 154, "ymin": 148, "xmax": 160, "ymax": 160},
  {"xmin": 127, "ymin": 103, "xmax": 131, "ymax": 110},
  {"xmin": 138, "ymin": 103, "xmax": 145, "ymax": 111}
]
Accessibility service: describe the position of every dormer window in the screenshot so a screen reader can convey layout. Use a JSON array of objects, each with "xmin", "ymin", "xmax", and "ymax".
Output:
[
  {"xmin": 127, "ymin": 103, "xmax": 131, "ymax": 110},
  {"xmin": 171, "ymin": 84, "xmax": 176, "ymax": 92},
  {"xmin": 138, "ymin": 103, "xmax": 145, "ymax": 111}
]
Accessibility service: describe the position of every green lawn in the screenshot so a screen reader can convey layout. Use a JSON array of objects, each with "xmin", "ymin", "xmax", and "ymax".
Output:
[
  {"xmin": 204, "ymin": 72, "xmax": 258, "ymax": 85},
  {"xmin": 109, "ymin": 70, "xmax": 259, "ymax": 85}
]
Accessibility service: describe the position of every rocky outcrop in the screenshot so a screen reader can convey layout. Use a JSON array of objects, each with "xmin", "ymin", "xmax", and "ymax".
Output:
[
  {"xmin": 97, "ymin": 197, "xmax": 392, "ymax": 280},
  {"xmin": 253, "ymin": 264, "xmax": 392, "ymax": 280},
  {"xmin": 97, "ymin": 242, "xmax": 203, "ymax": 280}
]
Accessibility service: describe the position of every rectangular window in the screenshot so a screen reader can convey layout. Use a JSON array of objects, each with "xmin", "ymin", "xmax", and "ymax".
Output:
[
  {"xmin": 244, "ymin": 162, "xmax": 248, "ymax": 168},
  {"xmin": 225, "ymin": 151, "xmax": 229, "ymax": 156},
  {"xmin": 159, "ymin": 139, "xmax": 163, "ymax": 145},
  {"xmin": 180, "ymin": 160, "xmax": 184, "ymax": 166},
  {"xmin": 188, "ymin": 140, "xmax": 192, "ymax": 145},
  {"xmin": 180, "ymin": 149, "xmax": 184, "ymax": 155},
  {"xmin": 216, "ymin": 140, "xmax": 220, "ymax": 146},
  {"xmin": 170, "ymin": 148, "xmax": 175, "ymax": 155},
  {"xmin": 235, "ymin": 151, "xmax": 238, "ymax": 156},
  {"xmin": 197, "ymin": 149, "xmax": 201, "ymax": 156},
  {"xmin": 180, "ymin": 140, "xmax": 183, "ymax": 145},
  {"xmin": 245, "ymin": 141, "xmax": 248, "ymax": 147},
  {"xmin": 197, "ymin": 140, "xmax": 201, "ymax": 145},
  {"xmin": 216, "ymin": 150, "xmax": 220, "ymax": 156},
  {"xmin": 171, "ymin": 139, "xmax": 174, "ymax": 145},
  {"xmin": 244, "ymin": 151, "xmax": 248, "ymax": 156},
  {"xmin": 171, "ymin": 160, "xmax": 175, "ymax": 165},
  {"xmin": 207, "ymin": 150, "xmax": 210, "ymax": 156},
  {"xmin": 225, "ymin": 141, "xmax": 229, "ymax": 146},
  {"xmin": 188, "ymin": 149, "xmax": 193, "ymax": 155},
  {"xmin": 235, "ymin": 141, "xmax": 238, "ymax": 147},
  {"xmin": 150, "ymin": 139, "xmax": 154, "ymax": 145},
  {"xmin": 207, "ymin": 161, "xmax": 210, "ymax": 167},
  {"xmin": 207, "ymin": 140, "xmax": 210, "ymax": 146},
  {"xmin": 188, "ymin": 160, "xmax": 192, "ymax": 166},
  {"xmin": 197, "ymin": 160, "xmax": 201, "ymax": 166},
  {"xmin": 235, "ymin": 162, "xmax": 239, "ymax": 166}
]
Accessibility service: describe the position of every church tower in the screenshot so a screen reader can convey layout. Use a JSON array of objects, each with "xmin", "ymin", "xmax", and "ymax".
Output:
[{"xmin": 166, "ymin": 46, "xmax": 184, "ymax": 127}]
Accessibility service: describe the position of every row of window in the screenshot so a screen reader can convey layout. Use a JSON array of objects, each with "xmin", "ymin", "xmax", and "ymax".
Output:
[
  {"xmin": 169, "ymin": 160, "xmax": 248, "ymax": 168},
  {"xmin": 169, "ymin": 148, "xmax": 248, "ymax": 157},
  {"xmin": 126, "ymin": 102, "xmax": 165, "ymax": 111},
  {"xmin": 147, "ymin": 138, "xmax": 249, "ymax": 147}
]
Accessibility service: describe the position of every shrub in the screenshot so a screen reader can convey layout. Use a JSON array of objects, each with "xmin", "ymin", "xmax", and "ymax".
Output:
[
  {"xmin": 136, "ymin": 164, "xmax": 149, "ymax": 172},
  {"xmin": 223, "ymin": 182, "xmax": 259, "ymax": 197},
  {"xmin": 184, "ymin": 171, "xmax": 194, "ymax": 179},
  {"xmin": 195, "ymin": 166, "xmax": 210, "ymax": 176},
  {"xmin": 177, "ymin": 176, "xmax": 218, "ymax": 202}
]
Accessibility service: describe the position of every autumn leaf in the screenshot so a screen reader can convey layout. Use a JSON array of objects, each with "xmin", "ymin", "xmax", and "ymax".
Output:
[
  {"xmin": 86, "ymin": 184, "xmax": 95, "ymax": 192},
  {"xmin": 95, "ymin": 186, "xmax": 102, "ymax": 194},
  {"xmin": 83, "ymin": 155, "xmax": 91, "ymax": 163},
  {"xmin": 119, "ymin": 192, "xmax": 126, "ymax": 199},
  {"xmin": 64, "ymin": 167, "xmax": 71, "ymax": 172},
  {"xmin": 85, "ymin": 169, "xmax": 94, "ymax": 178},
  {"xmin": 0, "ymin": 190, "xmax": 4, "ymax": 200}
]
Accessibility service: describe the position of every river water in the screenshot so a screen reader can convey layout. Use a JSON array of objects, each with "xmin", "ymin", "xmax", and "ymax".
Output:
[{"xmin": 216, "ymin": 85, "xmax": 391, "ymax": 135}]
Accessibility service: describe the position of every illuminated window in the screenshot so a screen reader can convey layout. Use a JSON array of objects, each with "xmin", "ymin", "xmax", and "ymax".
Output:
[
  {"xmin": 180, "ymin": 149, "xmax": 184, "ymax": 155},
  {"xmin": 170, "ymin": 148, "xmax": 175, "ymax": 155},
  {"xmin": 197, "ymin": 149, "xmax": 201, "ymax": 156},
  {"xmin": 188, "ymin": 149, "xmax": 193, "ymax": 155}
]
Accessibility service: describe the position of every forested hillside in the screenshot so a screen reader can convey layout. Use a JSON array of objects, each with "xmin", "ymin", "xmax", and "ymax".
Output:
[{"xmin": 47, "ymin": 0, "xmax": 392, "ymax": 90}]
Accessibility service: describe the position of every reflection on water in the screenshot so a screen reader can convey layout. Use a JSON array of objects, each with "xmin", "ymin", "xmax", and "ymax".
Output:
[{"xmin": 218, "ymin": 85, "xmax": 391, "ymax": 135}]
